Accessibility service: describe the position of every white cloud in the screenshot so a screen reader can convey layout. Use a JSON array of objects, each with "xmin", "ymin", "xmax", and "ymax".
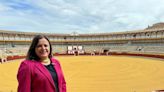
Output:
[
  {"xmin": 0, "ymin": 3, "xmax": 11, "ymax": 12},
  {"xmin": 0, "ymin": 0, "xmax": 164, "ymax": 33}
]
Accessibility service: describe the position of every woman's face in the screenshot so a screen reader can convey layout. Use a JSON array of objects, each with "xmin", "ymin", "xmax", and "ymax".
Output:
[{"xmin": 35, "ymin": 38, "xmax": 50, "ymax": 61}]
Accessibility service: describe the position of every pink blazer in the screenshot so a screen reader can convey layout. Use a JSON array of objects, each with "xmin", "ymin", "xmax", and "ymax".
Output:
[{"xmin": 17, "ymin": 58, "xmax": 66, "ymax": 92}]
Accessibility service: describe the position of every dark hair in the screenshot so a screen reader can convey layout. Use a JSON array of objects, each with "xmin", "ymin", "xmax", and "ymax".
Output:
[{"xmin": 26, "ymin": 35, "xmax": 52, "ymax": 60}]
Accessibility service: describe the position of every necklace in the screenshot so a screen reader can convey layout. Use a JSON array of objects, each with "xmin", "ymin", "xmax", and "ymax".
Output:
[{"xmin": 41, "ymin": 59, "xmax": 50, "ymax": 65}]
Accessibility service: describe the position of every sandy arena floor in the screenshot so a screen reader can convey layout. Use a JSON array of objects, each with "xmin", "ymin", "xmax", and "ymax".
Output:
[{"xmin": 0, "ymin": 56, "xmax": 164, "ymax": 92}]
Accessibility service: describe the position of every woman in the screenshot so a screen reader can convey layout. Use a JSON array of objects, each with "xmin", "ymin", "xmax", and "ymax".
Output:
[{"xmin": 17, "ymin": 35, "xmax": 66, "ymax": 92}]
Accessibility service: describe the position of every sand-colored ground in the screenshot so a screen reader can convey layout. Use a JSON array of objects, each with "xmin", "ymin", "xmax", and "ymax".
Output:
[{"xmin": 0, "ymin": 56, "xmax": 164, "ymax": 92}]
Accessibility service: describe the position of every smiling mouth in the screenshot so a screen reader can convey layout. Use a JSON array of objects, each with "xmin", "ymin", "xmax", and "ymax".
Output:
[
  {"xmin": 40, "ymin": 52, "xmax": 47, "ymax": 54},
  {"xmin": 40, "ymin": 50, "xmax": 48, "ymax": 54}
]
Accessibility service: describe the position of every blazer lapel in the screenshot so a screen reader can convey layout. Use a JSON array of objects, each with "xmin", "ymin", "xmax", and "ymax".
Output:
[{"xmin": 34, "ymin": 61, "xmax": 55, "ymax": 89}]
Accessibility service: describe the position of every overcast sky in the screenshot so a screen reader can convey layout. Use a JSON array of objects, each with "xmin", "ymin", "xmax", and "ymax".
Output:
[{"xmin": 0, "ymin": 0, "xmax": 164, "ymax": 34}]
